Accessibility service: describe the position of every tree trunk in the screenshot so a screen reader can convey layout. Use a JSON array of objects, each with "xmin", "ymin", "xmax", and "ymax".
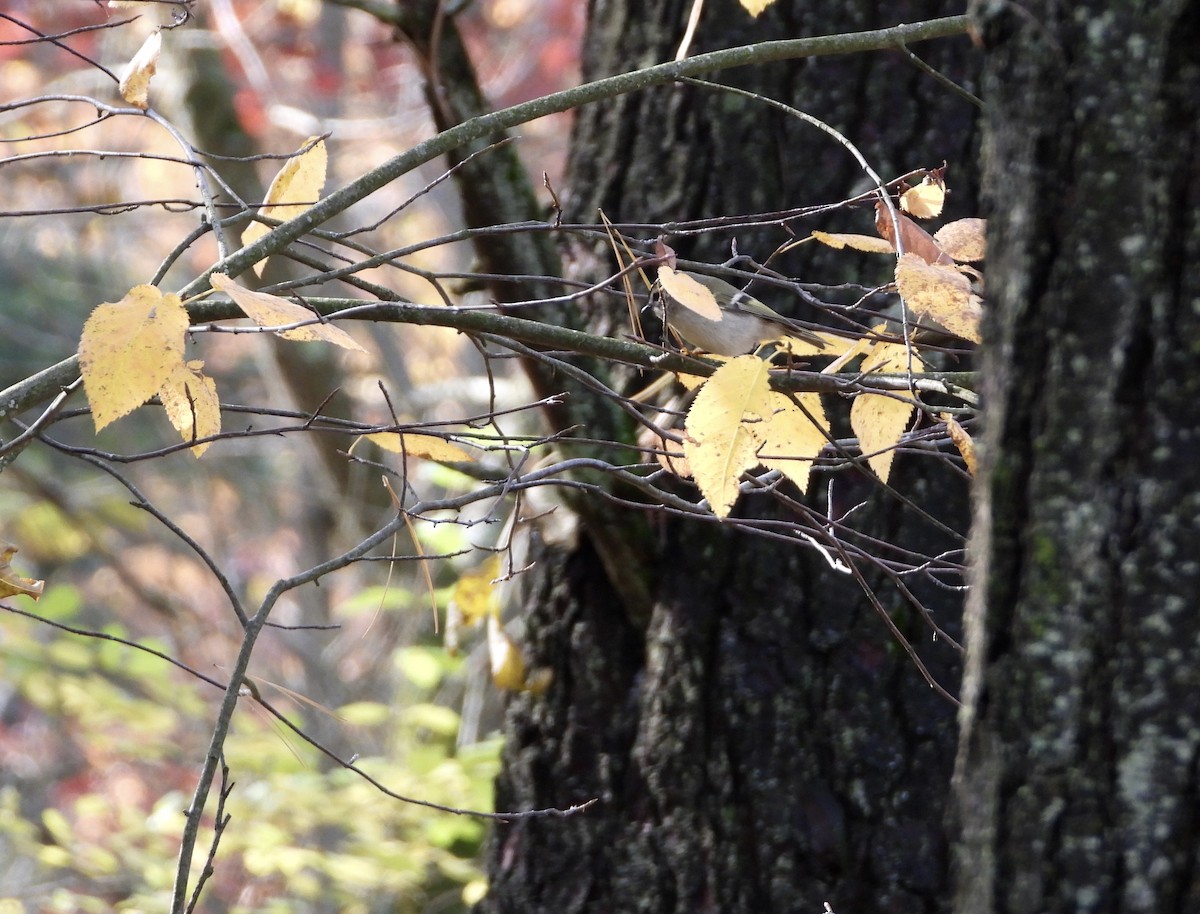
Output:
[
  {"xmin": 481, "ymin": 3, "xmax": 981, "ymax": 912},
  {"xmin": 954, "ymin": 2, "xmax": 1200, "ymax": 912}
]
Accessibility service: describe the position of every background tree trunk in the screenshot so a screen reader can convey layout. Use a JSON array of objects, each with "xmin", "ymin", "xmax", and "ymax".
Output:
[
  {"xmin": 954, "ymin": 2, "xmax": 1200, "ymax": 912},
  {"xmin": 480, "ymin": 3, "xmax": 981, "ymax": 912}
]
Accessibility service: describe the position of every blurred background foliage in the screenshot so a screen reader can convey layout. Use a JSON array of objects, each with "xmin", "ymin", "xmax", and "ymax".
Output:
[{"xmin": 0, "ymin": 0, "xmax": 581, "ymax": 910}]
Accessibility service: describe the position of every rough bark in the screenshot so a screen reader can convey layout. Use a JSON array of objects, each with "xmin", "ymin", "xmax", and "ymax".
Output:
[
  {"xmin": 480, "ymin": 3, "xmax": 981, "ymax": 913},
  {"xmin": 954, "ymin": 2, "xmax": 1200, "ymax": 912}
]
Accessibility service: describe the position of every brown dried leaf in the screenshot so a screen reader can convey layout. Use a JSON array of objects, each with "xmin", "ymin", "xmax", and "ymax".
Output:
[
  {"xmin": 876, "ymin": 200, "xmax": 954, "ymax": 265},
  {"xmin": 942, "ymin": 413, "xmax": 977, "ymax": 476}
]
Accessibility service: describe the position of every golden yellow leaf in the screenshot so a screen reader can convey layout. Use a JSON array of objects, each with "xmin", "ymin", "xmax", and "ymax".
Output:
[
  {"xmin": 851, "ymin": 392, "xmax": 915, "ymax": 483},
  {"xmin": 934, "ymin": 218, "xmax": 987, "ymax": 262},
  {"xmin": 894, "ymin": 254, "xmax": 982, "ymax": 343},
  {"xmin": 861, "ymin": 335, "xmax": 921, "ymax": 374},
  {"xmin": 211, "ymin": 272, "xmax": 365, "ymax": 351},
  {"xmin": 118, "ymin": 30, "xmax": 161, "ymax": 110},
  {"xmin": 79, "ymin": 284, "xmax": 190, "ymax": 432},
  {"xmin": 900, "ymin": 176, "xmax": 946, "ymax": 219},
  {"xmin": 241, "ymin": 137, "xmax": 328, "ymax": 267},
  {"xmin": 487, "ymin": 614, "xmax": 527, "ymax": 691},
  {"xmin": 811, "ymin": 230, "xmax": 895, "ymax": 255},
  {"xmin": 158, "ymin": 360, "xmax": 220, "ymax": 457},
  {"xmin": 849, "ymin": 336, "xmax": 921, "ymax": 483},
  {"xmin": 363, "ymin": 432, "xmax": 471, "ymax": 462},
  {"xmin": 683, "ymin": 355, "xmax": 772, "ymax": 517},
  {"xmin": 449, "ymin": 555, "xmax": 501, "ymax": 626},
  {"xmin": 942, "ymin": 413, "xmax": 977, "ymax": 476},
  {"xmin": 0, "ymin": 541, "xmax": 44, "ymax": 601},
  {"xmin": 757, "ymin": 390, "xmax": 829, "ymax": 493},
  {"xmin": 657, "ymin": 265, "xmax": 723, "ymax": 321},
  {"xmin": 739, "ymin": 0, "xmax": 778, "ymax": 15},
  {"xmin": 821, "ymin": 324, "xmax": 889, "ymax": 375}
]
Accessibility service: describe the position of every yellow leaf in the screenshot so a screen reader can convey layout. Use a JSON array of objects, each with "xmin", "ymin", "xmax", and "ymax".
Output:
[
  {"xmin": 934, "ymin": 218, "xmax": 987, "ymax": 262},
  {"xmin": 0, "ymin": 541, "xmax": 44, "ymax": 601},
  {"xmin": 450, "ymin": 556, "xmax": 501, "ymax": 626},
  {"xmin": 894, "ymin": 253, "xmax": 982, "ymax": 343},
  {"xmin": 851, "ymin": 337, "xmax": 921, "ymax": 483},
  {"xmin": 683, "ymin": 355, "xmax": 771, "ymax": 517},
  {"xmin": 363, "ymin": 432, "xmax": 471, "ymax": 462},
  {"xmin": 807, "ymin": 331, "xmax": 860, "ymax": 359},
  {"xmin": 657, "ymin": 265, "xmax": 723, "ymax": 321},
  {"xmin": 821, "ymin": 324, "xmax": 889, "ymax": 375},
  {"xmin": 79, "ymin": 284, "xmax": 190, "ymax": 432},
  {"xmin": 900, "ymin": 176, "xmax": 946, "ymax": 219},
  {"xmin": 861, "ymin": 335, "xmax": 922, "ymax": 375},
  {"xmin": 487, "ymin": 614, "xmax": 527, "ymax": 691},
  {"xmin": 118, "ymin": 30, "xmax": 161, "ymax": 110},
  {"xmin": 739, "ymin": 0, "xmax": 778, "ymax": 15},
  {"xmin": 158, "ymin": 360, "xmax": 220, "ymax": 457},
  {"xmin": 810, "ymin": 230, "xmax": 895, "ymax": 255},
  {"xmin": 757, "ymin": 390, "xmax": 829, "ymax": 493},
  {"xmin": 241, "ymin": 137, "xmax": 328, "ymax": 268},
  {"xmin": 851, "ymin": 392, "xmax": 915, "ymax": 483},
  {"xmin": 942, "ymin": 413, "xmax": 977, "ymax": 476},
  {"xmin": 211, "ymin": 272, "xmax": 365, "ymax": 351}
]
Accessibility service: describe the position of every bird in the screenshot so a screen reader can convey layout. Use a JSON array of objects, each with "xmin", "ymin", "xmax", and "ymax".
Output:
[{"xmin": 656, "ymin": 268, "xmax": 827, "ymax": 356}]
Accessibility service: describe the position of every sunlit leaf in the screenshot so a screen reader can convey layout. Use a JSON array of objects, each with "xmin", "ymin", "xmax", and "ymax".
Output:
[
  {"xmin": 79, "ymin": 284, "xmax": 190, "ymax": 431},
  {"xmin": 118, "ymin": 29, "xmax": 161, "ymax": 110},
  {"xmin": 934, "ymin": 218, "xmax": 987, "ymax": 262},
  {"xmin": 900, "ymin": 174, "xmax": 946, "ymax": 219},
  {"xmin": 849, "ymin": 338, "xmax": 921, "ymax": 483},
  {"xmin": 211, "ymin": 272, "xmax": 365, "ymax": 351},
  {"xmin": 241, "ymin": 137, "xmax": 328, "ymax": 269},
  {"xmin": 740, "ymin": 0, "xmax": 778, "ymax": 15},
  {"xmin": 683, "ymin": 355, "xmax": 771, "ymax": 517},
  {"xmin": 757, "ymin": 390, "xmax": 829, "ymax": 494},
  {"xmin": 158, "ymin": 360, "xmax": 220, "ymax": 456},
  {"xmin": 810, "ymin": 230, "xmax": 895, "ymax": 254},
  {"xmin": 851, "ymin": 392, "xmax": 915, "ymax": 483},
  {"xmin": 942, "ymin": 413, "xmax": 977, "ymax": 476},
  {"xmin": 895, "ymin": 253, "xmax": 982, "ymax": 343}
]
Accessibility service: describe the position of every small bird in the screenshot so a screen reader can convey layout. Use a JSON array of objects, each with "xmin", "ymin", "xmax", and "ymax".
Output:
[{"xmin": 657, "ymin": 269, "xmax": 827, "ymax": 356}]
